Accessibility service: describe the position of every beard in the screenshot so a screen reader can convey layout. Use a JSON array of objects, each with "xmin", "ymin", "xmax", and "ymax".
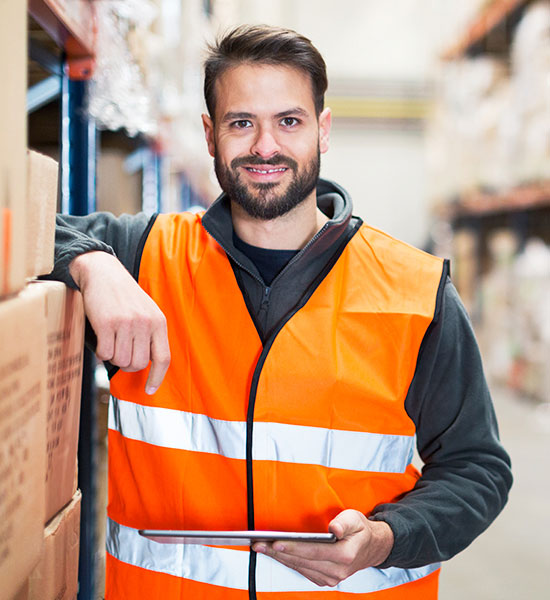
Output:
[{"xmin": 214, "ymin": 147, "xmax": 320, "ymax": 221}]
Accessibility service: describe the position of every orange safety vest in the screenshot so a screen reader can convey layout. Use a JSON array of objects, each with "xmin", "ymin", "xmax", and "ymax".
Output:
[{"xmin": 106, "ymin": 212, "xmax": 445, "ymax": 599}]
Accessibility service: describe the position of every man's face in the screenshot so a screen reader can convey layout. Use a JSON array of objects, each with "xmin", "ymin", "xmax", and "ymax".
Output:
[{"xmin": 202, "ymin": 63, "xmax": 331, "ymax": 220}]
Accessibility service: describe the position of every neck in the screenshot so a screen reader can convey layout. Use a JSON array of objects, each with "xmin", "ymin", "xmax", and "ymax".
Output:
[{"xmin": 230, "ymin": 194, "xmax": 329, "ymax": 250}]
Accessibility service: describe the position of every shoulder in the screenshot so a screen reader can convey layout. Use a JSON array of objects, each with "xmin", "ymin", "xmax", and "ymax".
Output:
[
  {"xmin": 348, "ymin": 223, "xmax": 447, "ymax": 317},
  {"xmin": 150, "ymin": 211, "xmax": 207, "ymax": 243},
  {"xmin": 356, "ymin": 223, "xmax": 443, "ymax": 272},
  {"xmin": 144, "ymin": 211, "xmax": 217, "ymax": 265}
]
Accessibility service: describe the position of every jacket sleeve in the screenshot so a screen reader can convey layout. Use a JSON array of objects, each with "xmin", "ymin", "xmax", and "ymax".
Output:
[
  {"xmin": 42, "ymin": 211, "xmax": 156, "ymax": 288},
  {"xmin": 370, "ymin": 278, "xmax": 513, "ymax": 568}
]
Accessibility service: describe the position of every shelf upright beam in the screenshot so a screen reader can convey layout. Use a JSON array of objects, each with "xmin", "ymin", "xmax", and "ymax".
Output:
[{"xmin": 60, "ymin": 62, "xmax": 98, "ymax": 600}]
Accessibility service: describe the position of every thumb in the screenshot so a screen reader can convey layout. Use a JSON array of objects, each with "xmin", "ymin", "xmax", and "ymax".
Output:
[{"xmin": 328, "ymin": 509, "xmax": 364, "ymax": 540}]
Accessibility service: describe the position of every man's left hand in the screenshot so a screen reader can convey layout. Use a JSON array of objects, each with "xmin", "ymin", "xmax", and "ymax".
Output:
[{"xmin": 252, "ymin": 510, "xmax": 394, "ymax": 588}]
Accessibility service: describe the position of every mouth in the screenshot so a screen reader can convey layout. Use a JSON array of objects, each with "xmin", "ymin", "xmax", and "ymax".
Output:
[{"xmin": 242, "ymin": 165, "xmax": 289, "ymax": 182}]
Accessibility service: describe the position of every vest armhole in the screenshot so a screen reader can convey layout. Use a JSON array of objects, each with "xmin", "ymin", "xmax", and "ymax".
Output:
[
  {"xmin": 414, "ymin": 258, "xmax": 449, "ymax": 367},
  {"xmin": 133, "ymin": 213, "xmax": 159, "ymax": 281},
  {"xmin": 433, "ymin": 259, "xmax": 450, "ymax": 323},
  {"xmin": 403, "ymin": 258, "xmax": 450, "ymax": 425}
]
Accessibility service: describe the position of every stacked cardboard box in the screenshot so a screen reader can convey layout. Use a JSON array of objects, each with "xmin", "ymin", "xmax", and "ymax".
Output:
[
  {"xmin": 0, "ymin": 0, "xmax": 27, "ymax": 298},
  {"xmin": 15, "ymin": 490, "xmax": 82, "ymax": 600},
  {"xmin": 0, "ymin": 290, "xmax": 48, "ymax": 600},
  {"xmin": 1, "ymin": 281, "xmax": 85, "ymax": 600},
  {"xmin": 9, "ymin": 282, "xmax": 85, "ymax": 600},
  {"xmin": 1, "ymin": 3, "xmax": 86, "ymax": 599},
  {"xmin": 26, "ymin": 281, "xmax": 85, "ymax": 521},
  {"xmin": 26, "ymin": 151, "xmax": 58, "ymax": 280},
  {"xmin": 1, "ymin": 24, "xmax": 83, "ymax": 593}
]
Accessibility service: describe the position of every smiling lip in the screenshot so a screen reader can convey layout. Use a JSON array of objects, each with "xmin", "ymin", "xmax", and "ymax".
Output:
[
  {"xmin": 241, "ymin": 165, "xmax": 289, "ymax": 182},
  {"xmin": 243, "ymin": 166, "xmax": 288, "ymax": 174}
]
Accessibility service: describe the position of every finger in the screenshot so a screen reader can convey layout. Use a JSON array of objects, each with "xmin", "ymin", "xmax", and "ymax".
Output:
[
  {"xmin": 257, "ymin": 542, "xmax": 338, "ymax": 572},
  {"xmin": 94, "ymin": 325, "xmax": 115, "ymax": 362},
  {"xmin": 122, "ymin": 330, "xmax": 151, "ymax": 373},
  {"xmin": 289, "ymin": 564, "xmax": 339, "ymax": 588},
  {"xmin": 111, "ymin": 326, "xmax": 134, "ymax": 368},
  {"xmin": 258, "ymin": 549, "xmax": 342, "ymax": 587},
  {"xmin": 145, "ymin": 324, "xmax": 171, "ymax": 394},
  {"xmin": 269, "ymin": 540, "xmax": 341, "ymax": 562},
  {"xmin": 298, "ymin": 565, "xmax": 341, "ymax": 588}
]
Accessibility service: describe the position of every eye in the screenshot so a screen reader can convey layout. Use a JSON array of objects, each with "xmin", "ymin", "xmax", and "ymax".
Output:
[
  {"xmin": 232, "ymin": 120, "xmax": 252, "ymax": 129},
  {"xmin": 281, "ymin": 117, "xmax": 299, "ymax": 127}
]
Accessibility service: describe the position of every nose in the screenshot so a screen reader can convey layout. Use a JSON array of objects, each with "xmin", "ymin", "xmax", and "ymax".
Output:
[{"xmin": 250, "ymin": 126, "xmax": 280, "ymax": 159}]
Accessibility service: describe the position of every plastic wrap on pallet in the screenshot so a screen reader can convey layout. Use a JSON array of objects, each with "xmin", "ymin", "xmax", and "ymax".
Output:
[
  {"xmin": 509, "ymin": 239, "xmax": 550, "ymax": 401},
  {"xmin": 428, "ymin": 1, "xmax": 550, "ymax": 205},
  {"xmin": 87, "ymin": 0, "xmax": 158, "ymax": 136},
  {"xmin": 477, "ymin": 233, "xmax": 550, "ymax": 402},
  {"xmin": 425, "ymin": 56, "xmax": 509, "ymax": 201},
  {"xmin": 509, "ymin": 1, "xmax": 550, "ymax": 184}
]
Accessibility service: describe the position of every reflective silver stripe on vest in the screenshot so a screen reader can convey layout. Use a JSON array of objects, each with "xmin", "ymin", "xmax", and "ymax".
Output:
[
  {"xmin": 109, "ymin": 396, "xmax": 415, "ymax": 473},
  {"xmin": 107, "ymin": 518, "xmax": 440, "ymax": 594}
]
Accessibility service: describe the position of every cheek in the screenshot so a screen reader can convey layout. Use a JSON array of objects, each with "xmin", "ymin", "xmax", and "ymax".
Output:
[
  {"xmin": 290, "ymin": 137, "xmax": 319, "ymax": 162},
  {"xmin": 216, "ymin": 134, "xmax": 251, "ymax": 162}
]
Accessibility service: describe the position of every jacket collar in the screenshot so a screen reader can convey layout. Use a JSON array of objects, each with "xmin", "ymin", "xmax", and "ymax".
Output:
[{"xmin": 201, "ymin": 178, "xmax": 355, "ymax": 277}]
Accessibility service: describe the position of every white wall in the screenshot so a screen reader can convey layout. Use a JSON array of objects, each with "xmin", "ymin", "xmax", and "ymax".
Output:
[
  {"xmin": 228, "ymin": 0, "xmax": 484, "ymax": 80},
  {"xmin": 321, "ymin": 126, "xmax": 429, "ymax": 247}
]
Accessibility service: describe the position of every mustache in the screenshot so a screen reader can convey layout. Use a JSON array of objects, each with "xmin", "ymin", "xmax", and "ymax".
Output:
[{"xmin": 230, "ymin": 155, "xmax": 298, "ymax": 170}]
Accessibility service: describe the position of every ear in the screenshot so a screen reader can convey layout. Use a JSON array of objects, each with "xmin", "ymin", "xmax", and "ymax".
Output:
[
  {"xmin": 318, "ymin": 107, "xmax": 332, "ymax": 154},
  {"xmin": 201, "ymin": 113, "xmax": 216, "ymax": 157}
]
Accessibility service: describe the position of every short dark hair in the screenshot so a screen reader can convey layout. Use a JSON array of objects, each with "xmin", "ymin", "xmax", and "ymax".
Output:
[{"xmin": 204, "ymin": 24, "xmax": 328, "ymax": 119}]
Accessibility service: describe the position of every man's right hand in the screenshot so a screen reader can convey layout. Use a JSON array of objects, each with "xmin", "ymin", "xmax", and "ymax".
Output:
[{"xmin": 70, "ymin": 251, "xmax": 171, "ymax": 394}]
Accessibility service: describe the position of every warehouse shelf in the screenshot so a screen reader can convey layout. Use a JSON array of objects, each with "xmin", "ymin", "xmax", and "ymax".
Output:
[
  {"xmin": 28, "ymin": 0, "xmax": 95, "ymax": 79},
  {"xmin": 447, "ymin": 182, "xmax": 550, "ymax": 219},
  {"xmin": 26, "ymin": 6, "xmax": 99, "ymax": 600},
  {"xmin": 443, "ymin": 0, "xmax": 530, "ymax": 59}
]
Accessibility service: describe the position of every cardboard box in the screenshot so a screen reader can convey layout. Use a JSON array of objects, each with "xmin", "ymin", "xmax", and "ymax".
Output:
[
  {"xmin": 0, "ymin": 0, "xmax": 27, "ymax": 298},
  {"xmin": 97, "ymin": 148, "xmax": 142, "ymax": 215},
  {"xmin": 27, "ymin": 490, "xmax": 82, "ymax": 600},
  {"xmin": 26, "ymin": 151, "xmax": 58, "ymax": 279},
  {"xmin": 0, "ymin": 290, "xmax": 47, "ymax": 600},
  {"xmin": 26, "ymin": 281, "xmax": 84, "ymax": 522}
]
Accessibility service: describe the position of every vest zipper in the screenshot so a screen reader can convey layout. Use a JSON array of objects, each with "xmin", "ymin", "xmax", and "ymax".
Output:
[
  {"xmin": 204, "ymin": 219, "xmax": 362, "ymax": 600},
  {"xmin": 244, "ymin": 221, "xmax": 362, "ymax": 600}
]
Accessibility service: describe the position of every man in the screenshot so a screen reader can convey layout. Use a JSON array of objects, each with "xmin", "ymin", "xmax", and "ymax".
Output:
[{"xmin": 49, "ymin": 25, "xmax": 512, "ymax": 599}]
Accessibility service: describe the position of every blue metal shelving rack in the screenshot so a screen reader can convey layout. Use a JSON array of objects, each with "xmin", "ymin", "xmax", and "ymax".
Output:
[
  {"xmin": 28, "ymin": 3, "xmax": 99, "ymax": 598},
  {"xmin": 62, "ymin": 74, "xmax": 99, "ymax": 600}
]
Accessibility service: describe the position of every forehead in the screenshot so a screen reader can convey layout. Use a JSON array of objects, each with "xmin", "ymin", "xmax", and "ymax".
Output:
[{"xmin": 213, "ymin": 63, "xmax": 315, "ymax": 120}]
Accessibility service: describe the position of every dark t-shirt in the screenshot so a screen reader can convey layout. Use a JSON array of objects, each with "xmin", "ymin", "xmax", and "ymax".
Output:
[{"xmin": 233, "ymin": 232, "xmax": 299, "ymax": 286}]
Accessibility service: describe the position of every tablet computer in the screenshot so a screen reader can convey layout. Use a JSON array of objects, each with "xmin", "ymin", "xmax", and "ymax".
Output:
[{"xmin": 139, "ymin": 529, "xmax": 337, "ymax": 546}]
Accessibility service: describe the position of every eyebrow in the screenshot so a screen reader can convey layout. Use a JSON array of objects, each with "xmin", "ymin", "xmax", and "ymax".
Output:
[
  {"xmin": 221, "ymin": 112, "xmax": 255, "ymax": 123},
  {"xmin": 221, "ymin": 107, "xmax": 310, "ymax": 123},
  {"xmin": 275, "ymin": 107, "xmax": 309, "ymax": 119}
]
